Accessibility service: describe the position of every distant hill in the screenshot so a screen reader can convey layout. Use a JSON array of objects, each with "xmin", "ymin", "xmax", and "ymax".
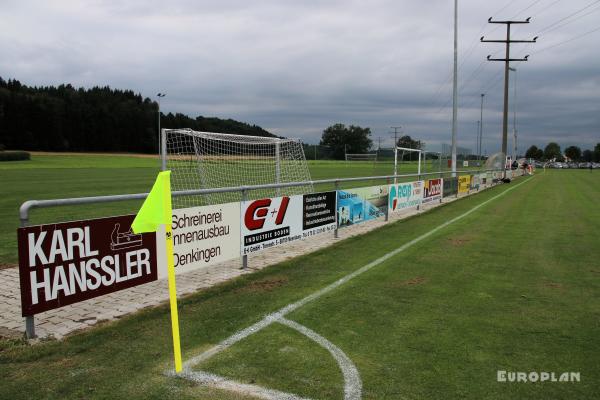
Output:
[{"xmin": 0, "ymin": 77, "xmax": 275, "ymax": 153}]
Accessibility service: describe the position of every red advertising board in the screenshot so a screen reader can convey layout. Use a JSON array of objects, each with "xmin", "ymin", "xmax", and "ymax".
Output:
[
  {"xmin": 17, "ymin": 214, "xmax": 158, "ymax": 316},
  {"xmin": 422, "ymin": 178, "xmax": 443, "ymax": 203}
]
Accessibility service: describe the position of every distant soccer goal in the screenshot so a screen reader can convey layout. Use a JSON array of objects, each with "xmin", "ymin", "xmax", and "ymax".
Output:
[
  {"xmin": 394, "ymin": 147, "xmax": 422, "ymax": 181},
  {"xmin": 345, "ymin": 153, "xmax": 378, "ymax": 162},
  {"xmin": 162, "ymin": 129, "xmax": 313, "ymax": 208}
]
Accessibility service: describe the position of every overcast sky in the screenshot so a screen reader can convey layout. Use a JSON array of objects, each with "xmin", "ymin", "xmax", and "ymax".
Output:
[{"xmin": 1, "ymin": 0, "xmax": 599, "ymax": 153}]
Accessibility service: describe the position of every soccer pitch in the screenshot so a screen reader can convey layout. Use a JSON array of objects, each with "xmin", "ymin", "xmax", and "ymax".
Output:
[{"xmin": 1, "ymin": 165, "xmax": 598, "ymax": 399}]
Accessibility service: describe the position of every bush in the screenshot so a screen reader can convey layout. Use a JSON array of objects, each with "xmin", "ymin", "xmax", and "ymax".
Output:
[{"xmin": 0, "ymin": 151, "xmax": 31, "ymax": 161}]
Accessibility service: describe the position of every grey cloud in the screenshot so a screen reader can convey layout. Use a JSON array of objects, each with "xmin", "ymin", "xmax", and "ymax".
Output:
[{"xmin": 0, "ymin": 0, "xmax": 598, "ymax": 153}]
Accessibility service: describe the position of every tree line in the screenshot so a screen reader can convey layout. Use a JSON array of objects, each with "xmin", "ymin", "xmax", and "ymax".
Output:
[
  {"xmin": 0, "ymin": 78, "xmax": 274, "ymax": 153},
  {"xmin": 525, "ymin": 142, "xmax": 600, "ymax": 162},
  {"xmin": 318, "ymin": 123, "xmax": 425, "ymax": 160}
]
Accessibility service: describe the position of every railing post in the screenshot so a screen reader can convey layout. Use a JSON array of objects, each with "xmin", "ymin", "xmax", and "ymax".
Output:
[
  {"xmin": 20, "ymin": 211, "xmax": 36, "ymax": 339},
  {"xmin": 455, "ymin": 177, "xmax": 458, "ymax": 199},
  {"xmin": 385, "ymin": 177, "xmax": 390, "ymax": 222},
  {"xmin": 417, "ymin": 172, "xmax": 421, "ymax": 211},
  {"xmin": 241, "ymin": 188, "xmax": 248, "ymax": 269},
  {"xmin": 334, "ymin": 180, "xmax": 340, "ymax": 239}
]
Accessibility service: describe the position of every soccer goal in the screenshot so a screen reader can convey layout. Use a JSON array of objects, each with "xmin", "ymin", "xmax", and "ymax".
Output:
[
  {"xmin": 345, "ymin": 153, "xmax": 378, "ymax": 162},
  {"xmin": 394, "ymin": 146, "xmax": 422, "ymax": 182},
  {"xmin": 421, "ymin": 151, "xmax": 443, "ymax": 174},
  {"xmin": 162, "ymin": 129, "xmax": 314, "ymax": 208}
]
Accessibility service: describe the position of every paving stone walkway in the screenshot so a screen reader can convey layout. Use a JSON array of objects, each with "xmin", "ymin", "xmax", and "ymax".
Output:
[{"xmin": 0, "ymin": 189, "xmax": 487, "ymax": 340}]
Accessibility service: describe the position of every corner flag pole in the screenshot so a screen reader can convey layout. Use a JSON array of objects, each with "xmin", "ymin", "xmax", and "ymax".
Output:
[
  {"xmin": 132, "ymin": 170, "xmax": 183, "ymax": 373},
  {"xmin": 163, "ymin": 175, "xmax": 182, "ymax": 373}
]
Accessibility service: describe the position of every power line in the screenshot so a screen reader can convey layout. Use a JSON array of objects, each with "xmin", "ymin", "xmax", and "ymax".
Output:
[
  {"xmin": 514, "ymin": 1, "xmax": 600, "ymax": 58},
  {"xmin": 539, "ymin": 3, "xmax": 600, "ymax": 35},
  {"xmin": 537, "ymin": 0, "xmax": 600, "ymax": 34},
  {"xmin": 532, "ymin": 24, "xmax": 600, "ymax": 54},
  {"xmin": 511, "ymin": 0, "xmax": 545, "ymax": 18},
  {"xmin": 429, "ymin": 0, "xmax": 544, "ymax": 113},
  {"xmin": 421, "ymin": 0, "xmax": 527, "ymax": 111}
]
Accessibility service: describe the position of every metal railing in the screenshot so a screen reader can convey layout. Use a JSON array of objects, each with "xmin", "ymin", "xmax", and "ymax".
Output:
[
  {"xmin": 19, "ymin": 169, "xmax": 500, "ymax": 223},
  {"xmin": 18, "ymin": 168, "xmax": 503, "ymax": 338}
]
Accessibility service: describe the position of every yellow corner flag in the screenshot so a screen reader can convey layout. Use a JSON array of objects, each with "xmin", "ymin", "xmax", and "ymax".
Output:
[{"xmin": 132, "ymin": 170, "xmax": 182, "ymax": 373}]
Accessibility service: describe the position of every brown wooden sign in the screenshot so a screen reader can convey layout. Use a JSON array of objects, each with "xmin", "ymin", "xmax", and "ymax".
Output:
[{"xmin": 18, "ymin": 214, "xmax": 158, "ymax": 316}]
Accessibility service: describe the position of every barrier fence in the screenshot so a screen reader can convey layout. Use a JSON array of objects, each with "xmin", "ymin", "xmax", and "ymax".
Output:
[{"xmin": 18, "ymin": 168, "xmax": 515, "ymax": 338}]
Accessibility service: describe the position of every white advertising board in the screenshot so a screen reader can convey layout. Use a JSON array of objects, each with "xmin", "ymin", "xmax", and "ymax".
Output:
[
  {"xmin": 241, "ymin": 191, "xmax": 336, "ymax": 255},
  {"xmin": 158, "ymin": 202, "xmax": 241, "ymax": 278},
  {"xmin": 388, "ymin": 181, "xmax": 423, "ymax": 213}
]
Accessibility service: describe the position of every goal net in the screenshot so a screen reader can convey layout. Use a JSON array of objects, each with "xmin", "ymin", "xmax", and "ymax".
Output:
[
  {"xmin": 345, "ymin": 153, "xmax": 378, "ymax": 162},
  {"xmin": 163, "ymin": 129, "xmax": 314, "ymax": 208}
]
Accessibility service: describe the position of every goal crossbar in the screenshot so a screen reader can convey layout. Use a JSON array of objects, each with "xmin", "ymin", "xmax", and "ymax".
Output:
[{"xmin": 394, "ymin": 147, "xmax": 422, "ymax": 182}]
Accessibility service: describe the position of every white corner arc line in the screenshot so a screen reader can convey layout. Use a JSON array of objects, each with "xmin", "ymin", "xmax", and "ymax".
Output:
[
  {"xmin": 173, "ymin": 178, "xmax": 532, "ymax": 397},
  {"xmin": 171, "ymin": 369, "xmax": 313, "ymax": 400},
  {"xmin": 278, "ymin": 317, "xmax": 362, "ymax": 400}
]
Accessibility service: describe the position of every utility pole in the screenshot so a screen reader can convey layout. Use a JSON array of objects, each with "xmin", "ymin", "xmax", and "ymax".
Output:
[
  {"xmin": 451, "ymin": 0, "xmax": 458, "ymax": 177},
  {"xmin": 509, "ymin": 66, "xmax": 517, "ymax": 161},
  {"xmin": 481, "ymin": 18, "xmax": 536, "ymax": 163},
  {"xmin": 477, "ymin": 120, "xmax": 481, "ymax": 162},
  {"xmin": 479, "ymin": 93, "xmax": 484, "ymax": 161},
  {"xmin": 390, "ymin": 126, "xmax": 402, "ymax": 148}
]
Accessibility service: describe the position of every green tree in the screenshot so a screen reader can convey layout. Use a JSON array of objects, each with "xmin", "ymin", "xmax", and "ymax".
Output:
[
  {"xmin": 395, "ymin": 135, "xmax": 423, "ymax": 161},
  {"xmin": 582, "ymin": 149, "xmax": 593, "ymax": 162},
  {"xmin": 525, "ymin": 145, "xmax": 544, "ymax": 160},
  {"xmin": 536, "ymin": 148, "xmax": 544, "ymax": 159},
  {"xmin": 594, "ymin": 143, "xmax": 600, "ymax": 162},
  {"xmin": 320, "ymin": 123, "xmax": 372, "ymax": 160},
  {"xmin": 544, "ymin": 142, "xmax": 562, "ymax": 161},
  {"xmin": 564, "ymin": 146, "xmax": 582, "ymax": 161},
  {"xmin": 0, "ymin": 77, "xmax": 275, "ymax": 153}
]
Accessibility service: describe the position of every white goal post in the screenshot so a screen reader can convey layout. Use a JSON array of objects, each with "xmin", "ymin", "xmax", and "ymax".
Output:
[
  {"xmin": 161, "ymin": 129, "xmax": 314, "ymax": 208},
  {"xmin": 394, "ymin": 146, "xmax": 422, "ymax": 183}
]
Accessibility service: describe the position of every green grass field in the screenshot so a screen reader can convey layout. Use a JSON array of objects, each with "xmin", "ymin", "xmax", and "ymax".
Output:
[
  {"xmin": 0, "ymin": 154, "xmax": 443, "ymax": 264},
  {"xmin": 1, "ymin": 168, "xmax": 598, "ymax": 399}
]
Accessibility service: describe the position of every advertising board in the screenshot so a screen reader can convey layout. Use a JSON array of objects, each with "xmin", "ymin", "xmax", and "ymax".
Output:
[
  {"xmin": 17, "ymin": 214, "xmax": 158, "ymax": 316},
  {"xmin": 388, "ymin": 181, "xmax": 423, "ymax": 213},
  {"xmin": 470, "ymin": 174, "xmax": 480, "ymax": 190},
  {"xmin": 241, "ymin": 191, "xmax": 336, "ymax": 255},
  {"xmin": 443, "ymin": 177, "xmax": 458, "ymax": 197},
  {"xmin": 169, "ymin": 202, "xmax": 241, "ymax": 277},
  {"xmin": 422, "ymin": 178, "xmax": 443, "ymax": 204},
  {"xmin": 458, "ymin": 175, "xmax": 471, "ymax": 193},
  {"xmin": 337, "ymin": 185, "xmax": 388, "ymax": 227},
  {"xmin": 480, "ymin": 172, "xmax": 487, "ymax": 185}
]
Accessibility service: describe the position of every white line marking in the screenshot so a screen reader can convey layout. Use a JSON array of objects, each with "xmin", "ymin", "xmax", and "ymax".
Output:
[
  {"xmin": 172, "ymin": 178, "xmax": 532, "ymax": 398},
  {"xmin": 278, "ymin": 317, "xmax": 362, "ymax": 400},
  {"xmin": 170, "ymin": 369, "xmax": 313, "ymax": 400}
]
